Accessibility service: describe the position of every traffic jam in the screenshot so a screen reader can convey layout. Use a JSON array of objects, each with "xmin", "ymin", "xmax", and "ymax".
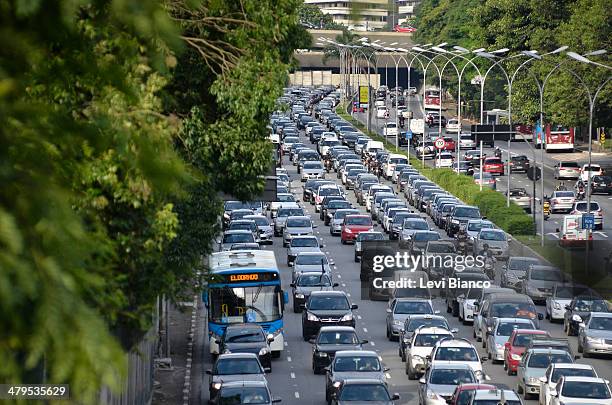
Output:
[{"xmin": 206, "ymin": 86, "xmax": 612, "ymax": 405}]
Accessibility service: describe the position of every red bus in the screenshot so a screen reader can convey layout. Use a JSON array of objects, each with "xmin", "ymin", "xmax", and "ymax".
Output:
[
  {"xmin": 537, "ymin": 124, "xmax": 574, "ymax": 152},
  {"xmin": 424, "ymin": 88, "xmax": 441, "ymax": 110}
]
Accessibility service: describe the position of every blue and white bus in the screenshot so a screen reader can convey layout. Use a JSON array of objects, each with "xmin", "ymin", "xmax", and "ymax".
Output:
[{"xmin": 204, "ymin": 250, "xmax": 287, "ymax": 357}]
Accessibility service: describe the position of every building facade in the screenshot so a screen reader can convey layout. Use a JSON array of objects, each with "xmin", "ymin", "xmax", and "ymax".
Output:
[
  {"xmin": 304, "ymin": 0, "xmax": 389, "ymax": 30},
  {"xmin": 395, "ymin": 0, "xmax": 420, "ymax": 26}
]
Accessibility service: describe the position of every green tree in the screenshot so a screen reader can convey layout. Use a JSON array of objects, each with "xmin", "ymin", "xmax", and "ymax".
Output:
[{"xmin": 298, "ymin": 3, "xmax": 342, "ymax": 29}]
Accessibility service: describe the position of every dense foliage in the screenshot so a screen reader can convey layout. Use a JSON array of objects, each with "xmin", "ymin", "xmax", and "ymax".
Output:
[
  {"xmin": 413, "ymin": 0, "xmax": 611, "ymax": 130},
  {"xmin": 0, "ymin": 0, "xmax": 306, "ymax": 401},
  {"xmin": 299, "ymin": 3, "xmax": 342, "ymax": 30}
]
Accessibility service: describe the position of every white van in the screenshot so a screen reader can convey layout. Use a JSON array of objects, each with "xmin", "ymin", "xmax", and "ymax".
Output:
[
  {"xmin": 376, "ymin": 105, "xmax": 389, "ymax": 118},
  {"xmin": 365, "ymin": 140, "xmax": 385, "ymax": 157}
]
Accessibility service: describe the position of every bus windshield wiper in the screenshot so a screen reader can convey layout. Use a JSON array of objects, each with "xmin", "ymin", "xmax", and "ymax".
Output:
[{"xmin": 252, "ymin": 284, "xmax": 263, "ymax": 304}]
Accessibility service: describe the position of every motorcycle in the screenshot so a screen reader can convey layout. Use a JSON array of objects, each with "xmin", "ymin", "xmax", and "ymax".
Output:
[
  {"xmin": 543, "ymin": 196, "xmax": 550, "ymax": 220},
  {"xmin": 494, "ymin": 148, "xmax": 502, "ymax": 158},
  {"xmin": 483, "ymin": 258, "xmax": 496, "ymax": 280},
  {"xmin": 576, "ymin": 187, "xmax": 586, "ymax": 201},
  {"xmin": 324, "ymin": 157, "xmax": 332, "ymax": 173}
]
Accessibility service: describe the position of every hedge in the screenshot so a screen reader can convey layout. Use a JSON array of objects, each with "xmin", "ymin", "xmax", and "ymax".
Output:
[{"xmin": 336, "ymin": 105, "xmax": 536, "ymax": 236}]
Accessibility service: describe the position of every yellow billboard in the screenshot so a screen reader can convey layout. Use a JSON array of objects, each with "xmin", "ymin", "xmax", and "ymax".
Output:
[{"xmin": 359, "ymin": 86, "xmax": 369, "ymax": 104}]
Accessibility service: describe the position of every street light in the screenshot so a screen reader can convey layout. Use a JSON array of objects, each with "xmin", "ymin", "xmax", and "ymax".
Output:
[{"xmin": 567, "ymin": 51, "xmax": 611, "ymax": 70}]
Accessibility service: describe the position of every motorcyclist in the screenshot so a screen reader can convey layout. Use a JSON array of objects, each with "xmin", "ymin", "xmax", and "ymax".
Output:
[
  {"xmin": 480, "ymin": 244, "xmax": 497, "ymax": 278},
  {"xmin": 494, "ymin": 146, "xmax": 502, "ymax": 158},
  {"xmin": 575, "ymin": 179, "xmax": 586, "ymax": 200},
  {"xmin": 399, "ymin": 116, "xmax": 405, "ymax": 128},
  {"xmin": 456, "ymin": 227, "xmax": 468, "ymax": 254}
]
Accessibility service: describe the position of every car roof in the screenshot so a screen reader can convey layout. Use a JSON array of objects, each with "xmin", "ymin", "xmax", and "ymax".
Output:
[
  {"xmin": 527, "ymin": 348, "xmax": 572, "ymax": 354},
  {"xmin": 495, "ymin": 317, "xmax": 534, "ymax": 323},
  {"xmin": 487, "ymin": 293, "xmax": 533, "ymax": 302},
  {"xmin": 436, "ymin": 338, "xmax": 475, "ymax": 347},
  {"xmin": 552, "ymin": 363, "xmax": 594, "ymax": 369},
  {"xmin": 310, "ymin": 290, "xmax": 347, "ymax": 297},
  {"xmin": 217, "ymin": 353, "xmax": 260, "ymax": 360},
  {"xmin": 221, "ymin": 380, "xmax": 269, "ymax": 389},
  {"xmin": 319, "ymin": 325, "xmax": 355, "ymax": 332},
  {"xmin": 224, "ymin": 229, "xmax": 253, "ymax": 235},
  {"xmin": 561, "ymin": 376, "xmax": 607, "ymax": 383},
  {"xmin": 415, "ymin": 326, "xmax": 453, "ymax": 334},
  {"xmin": 512, "ymin": 329, "xmax": 547, "ymax": 335},
  {"xmin": 286, "ymin": 215, "xmax": 311, "ymax": 221},
  {"xmin": 430, "ymin": 363, "xmax": 474, "ymax": 370},
  {"xmin": 341, "ymin": 378, "xmax": 386, "ymax": 386},
  {"xmin": 334, "ymin": 350, "xmax": 378, "ymax": 358},
  {"xmin": 473, "ymin": 390, "xmax": 520, "ymax": 400}
]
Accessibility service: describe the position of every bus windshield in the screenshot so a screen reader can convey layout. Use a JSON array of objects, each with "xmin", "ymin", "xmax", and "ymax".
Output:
[{"xmin": 209, "ymin": 285, "xmax": 281, "ymax": 324}]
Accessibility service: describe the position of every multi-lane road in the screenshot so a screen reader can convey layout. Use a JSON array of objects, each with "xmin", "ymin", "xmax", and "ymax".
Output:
[
  {"xmin": 193, "ymin": 116, "xmax": 612, "ymax": 404},
  {"xmin": 352, "ymin": 94, "xmax": 612, "ymax": 242}
]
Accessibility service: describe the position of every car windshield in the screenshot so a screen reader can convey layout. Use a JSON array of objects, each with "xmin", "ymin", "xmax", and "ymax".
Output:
[
  {"xmin": 575, "ymin": 202, "xmax": 600, "ymax": 211},
  {"xmin": 415, "ymin": 333, "xmax": 451, "ymax": 347},
  {"xmin": 229, "ymin": 223, "xmax": 255, "ymax": 231},
  {"xmin": 514, "ymin": 334, "xmax": 543, "ymax": 347},
  {"xmin": 215, "ymin": 358, "xmax": 262, "ymax": 375},
  {"xmin": 555, "ymin": 191, "xmax": 575, "ymax": 198},
  {"xmin": 528, "ymin": 353, "xmax": 572, "ymax": 368},
  {"xmin": 490, "ymin": 303, "xmax": 537, "ymax": 319},
  {"xmin": 317, "ymin": 331, "xmax": 358, "ymax": 345},
  {"xmin": 509, "ymin": 258, "xmax": 539, "ymax": 271},
  {"xmin": 248, "ymin": 217, "xmax": 269, "ymax": 226},
  {"xmin": 561, "ymin": 382, "xmax": 611, "ymax": 399},
  {"xmin": 278, "ymin": 208, "xmax": 304, "ymax": 217},
  {"xmin": 328, "ymin": 201, "xmax": 351, "ymax": 209},
  {"xmin": 583, "ymin": 165, "xmax": 601, "ymax": 171},
  {"xmin": 304, "ymin": 162, "xmax": 322, "ymax": 169},
  {"xmin": 497, "ymin": 322, "xmax": 533, "ymax": 336},
  {"xmin": 339, "ymin": 384, "xmax": 390, "ymax": 401},
  {"xmin": 560, "ymin": 162, "xmax": 580, "ymax": 168},
  {"xmin": 473, "ymin": 401, "xmax": 520, "ymax": 405},
  {"xmin": 407, "ymin": 318, "xmax": 448, "ymax": 332},
  {"xmin": 277, "ymin": 195, "xmax": 294, "ymax": 203},
  {"xmin": 319, "ymin": 188, "xmax": 341, "ymax": 196},
  {"xmin": 594, "ymin": 176, "xmax": 612, "ymax": 182},
  {"xmin": 335, "ymin": 210, "xmax": 358, "ymax": 220},
  {"xmin": 224, "ymin": 233, "xmax": 255, "ymax": 244},
  {"xmin": 224, "ymin": 328, "xmax": 264, "ymax": 343},
  {"xmin": 551, "ymin": 368, "xmax": 596, "ymax": 383},
  {"xmin": 404, "ymin": 220, "xmax": 428, "ymax": 230},
  {"xmin": 510, "ymin": 189, "xmax": 528, "ymax": 197},
  {"xmin": 309, "ymin": 296, "xmax": 349, "ymax": 310},
  {"xmin": 346, "ymin": 216, "xmax": 371, "ymax": 226},
  {"xmin": 219, "ymin": 387, "xmax": 270, "ymax": 404},
  {"xmin": 555, "ymin": 286, "xmax": 581, "ymax": 299},
  {"xmin": 480, "ymin": 230, "xmax": 506, "ymax": 241},
  {"xmin": 394, "ymin": 301, "xmax": 432, "ymax": 314},
  {"xmin": 454, "ymin": 207, "xmax": 481, "ymax": 218},
  {"xmin": 414, "ymin": 232, "xmax": 440, "ymax": 242},
  {"xmin": 531, "ymin": 269, "xmax": 563, "ymax": 281},
  {"xmin": 589, "ymin": 316, "xmax": 612, "ymax": 330},
  {"xmin": 225, "ymin": 201, "xmax": 251, "ymax": 211},
  {"xmin": 358, "ymin": 233, "xmax": 384, "ymax": 241},
  {"xmin": 295, "ymin": 253, "xmax": 327, "ymax": 265},
  {"xmin": 286, "ymin": 218, "xmax": 311, "ymax": 227},
  {"xmin": 435, "ymin": 347, "xmax": 478, "ymax": 362},
  {"xmin": 298, "ymin": 274, "xmax": 331, "ymax": 287},
  {"xmin": 427, "ymin": 243, "xmax": 455, "ymax": 253},
  {"xmin": 575, "ymin": 299, "xmax": 609, "ymax": 312},
  {"xmin": 291, "ymin": 238, "xmax": 318, "ymax": 247},
  {"xmin": 334, "ymin": 356, "xmax": 381, "ymax": 372},
  {"xmin": 466, "ymin": 288, "xmax": 482, "ymax": 299},
  {"xmin": 430, "ymin": 369, "xmax": 475, "ymax": 385}
]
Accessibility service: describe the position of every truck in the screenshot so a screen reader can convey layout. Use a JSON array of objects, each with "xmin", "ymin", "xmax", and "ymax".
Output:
[
  {"xmin": 558, "ymin": 214, "xmax": 592, "ymax": 249},
  {"xmin": 409, "ymin": 118, "xmax": 425, "ymax": 135}
]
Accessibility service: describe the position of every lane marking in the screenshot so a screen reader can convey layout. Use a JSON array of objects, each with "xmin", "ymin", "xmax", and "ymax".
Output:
[
  {"xmin": 547, "ymin": 233, "xmax": 560, "ymax": 239},
  {"xmin": 295, "ymin": 392, "xmax": 300, "ymax": 399},
  {"xmin": 370, "ymin": 341, "xmax": 376, "ymax": 346},
  {"xmin": 284, "ymin": 341, "xmax": 288, "ymax": 347},
  {"xmin": 595, "ymin": 231, "xmax": 608, "ymax": 238},
  {"xmin": 363, "ymin": 328, "xmax": 368, "ymax": 333},
  {"xmin": 347, "ymin": 293, "xmax": 351, "ymax": 297},
  {"xmin": 287, "ymin": 356, "xmax": 292, "ymax": 362},
  {"xmin": 337, "ymin": 274, "xmax": 341, "ymax": 279},
  {"xmin": 357, "ymin": 315, "xmax": 362, "ymax": 320},
  {"xmin": 291, "ymin": 372, "xmax": 296, "ymax": 379},
  {"xmin": 385, "ymin": 373, "xmax": 392, "ymax": 379},
  {"xmin": 341, "ymin": 283, "xmax": 346, "ymax": 287}
]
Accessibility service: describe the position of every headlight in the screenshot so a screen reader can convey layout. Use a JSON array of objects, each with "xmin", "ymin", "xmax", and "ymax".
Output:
[
  {"xmin": 213, "ymin": 382, "xmax": 222, "ymax": 390},
  {"xmin": 340, "ymin": 313, "xmax": 353, "ymax": 322},
  {"xmin": 553, "ymin": 302, "xmax": 561, "ymax": 310},
  {"xmin": 427, "ymin": 390, "xmax": 439, "ymax": 400},
  {"xmin": 259, "ymin": 347, "xmax": 269, "ymax": 356},
  {"xmin": 511, "ymin": 353, "xmax": 522, "ymax": 360},
  {"xmin": 344, "ymin": 228, "xmax": 353, "ymax": 233},
  {"xmin": 411, "ymin": 355, "xmax": 424, "ymax": 364},
  {"xmin": 452, "ymin": 219, "xmax": 459, "ymax": 224},
  {"xmin": 295, "ymin": 293, "xmax": 305, "ymax": 299},
  {"xmin": 316, "ymin": 351, "xmax": 328, "ymax": 357},
  {"xmin": 572, "ymin": 314, "xmax": 583, "ymax": 322},
  {"xmin": 393, "ymin": 320, "xmax": 403, "ymax": 326},
  {"xmin": 223, "ymin": 349, "xmax": 232, "ymax": 354},
  {"xmin": 333, "ymin": 381, "xmax": 341, "ymax": 388},
  {"xmin": 466, "ymin": 303, "xmax": 475, "ymax": 310},
  {"xmin": 307, "ymin": 312, "xmax": 320, "ymax": 322},
  {"xmin": 586, "ymin": 336, "xmax": 604, "ymax": 344}
]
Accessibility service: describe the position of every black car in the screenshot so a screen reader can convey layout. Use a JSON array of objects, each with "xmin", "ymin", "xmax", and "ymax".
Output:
[
  {"xmin": 209, "ymin": 380, "xmax": 281, "ymax": 405},
  {"xmin": 331, "ymin": 379, "xmax": 399, "ymax": 404},
  {"xmin": 510, "ymin": 155, "xmax": 530, "ymax": 173},
  {"xmin": 217, "ymin": 324, "xmax": 273, "ymax": 371},
  {"xmin": 563, "ymin": 295, "xmax": 610, "ymax": 335},
  {"xmin": 309, "ymin": 326, "xmax": 367, "ymax": 374},
  {"xmin": 291, "ymin": 272, "xmax": 338, "ymax": 313},
  {"xmin": 591, "ymin": 175, "xmax": 612, "ymax": 194},
  {"xmin": 321, "ymin": 198, "xmax": 351, "ymax": 223},
  {"xmin": 446, "ymin": 205, "xmax": 482, "ymax": 237},
  {"xmin": 302, "ymin": 291, "xmax": 358, "ymax": 339},
  {"xmin": 206, "ymin": 353, "xmax": 268, "ymax": 401}
]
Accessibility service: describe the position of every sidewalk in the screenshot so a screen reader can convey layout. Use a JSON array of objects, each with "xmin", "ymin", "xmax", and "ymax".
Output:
[{"xmin": 152, "ymin": 298, "xmax": 198, "ymax": 405}]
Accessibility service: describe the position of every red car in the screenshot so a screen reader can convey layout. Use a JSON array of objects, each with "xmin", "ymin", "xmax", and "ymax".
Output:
[
  {"xmin": 448, "ymin": 383, "xmax": 497, "ymax": 405},
  {"xmin": 443, "ymin": 137, "xmax": 456, "ymax": 152},
  {"xmin": 341, "ymin": 215, "xmax": 374, "ymax": 244},
  {"xmin": 483, "ymin": 157, "xmax": 504, "ymax": 175},
  {"xmin": 503, "ymin": 329, "xmax": 549, "ymax": 375}
]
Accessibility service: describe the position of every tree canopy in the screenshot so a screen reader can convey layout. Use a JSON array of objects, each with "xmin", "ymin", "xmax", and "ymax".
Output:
[{"xmin": 0, "ymin": 0, "xmax": 306, "ymax": 402}]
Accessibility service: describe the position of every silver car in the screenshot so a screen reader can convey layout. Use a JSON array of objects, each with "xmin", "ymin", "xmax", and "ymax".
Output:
[
  {"xmin": 517, "ymin": 348, "xmax": 574, "ymax": 400},
  {"xmin": 282, "ymin": 215, "xmax": 314, "ymax": 247},
  {"xmin": 273, "ymin": 206, "xmax": 304, "ymax": 236},
  {"xmin": 500, "ymin": 256, "xmax": 540, "ymax": 291},
  {"xmin": 400, "ymin": 218, "xmax": 430, "ymax": 241},
  {"xmin": 472, "ymin": 229, "xmax": 510, "ymax": 260},
  {"xmin": 419, "ymin": 363, "xmax": 479, "ymax": 405},
  {"xmin": 578, "ymin": 312, "xmax": 612, "ymax": 357},
  {"xmin": 291, "ymin": 252, "xmax": 333, "ymax": 282},
  {"xmin": 520, "ymin": 265, "xmax": 565, "ymax": 304},
  {"xmin": 301, "ymin": 161, "xmax": 325, "ymax": 182},
  {"xmin": 286, "ymin": 235, "xmax": 322, "ymax": 266},
  {"xmin": 330, "ymin": 208, "xmax": 360, "ymax": 236},
  {"xmin": 244, "ymin": 215, "xmax": 273, "ymax": 244},
  {"xmin": 550, "ymin": 190, "xmax": 576, "ymax": 213},
  {"xmin": 218, "ymin": 230, "xmax": 256, "ymax": 251},
  {"xmin": 485, "ymin": 317, "xmax": 535, "ymax": 363},
  {"xmin": 385, "ymin": 298, "xmax": 436, "ymax": 340}
]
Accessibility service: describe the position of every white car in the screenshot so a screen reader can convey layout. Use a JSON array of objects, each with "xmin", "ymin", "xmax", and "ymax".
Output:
[
  {"xmin": 485, "ymin": 318, "xmax": 535, "ymax": 363},
  {"xmin": 376, "ymin": 105, "xmax": 388, "ymax": 118},
  {"xmin": 545, "ymin": 284, "xmax": 575, "ymax": 322},
  {"xmin": 580, "ymin": 163, "xmax": 603, "ymax": 181},
  {"xmin": 459, "ymin": 133, "xmax": 476, "ymax": 150},
  {"xmin": 550, "ymin": 376, "xmax": 612, "ymax": 405},
  {"xmin": 383, "ymin": 122, "xmax": 398, "ymax": 137},
  {"xmin": 384, "ymin": 154, "xmax": 409, "ymax": 180},
  {"xmin": 539, "ymin": 363, "xmax": 599, "ymax": 405},
  {"xmin": 435, "ymin": 152, "xmax": 454, "ymax": 168},
  {"xmin": 446, "ymin": 118, "xmax": 461, "ymax": 133},
  {"xmin": 570, "ymin": 201, "xmax": 604, "ymax": 229},
  {"xmin": 427, "ymin": 338, "xmax": 486, "ymax": 375},
  {"xmin": 405, "ymin": 326, "xmax": 454, "ymax": 379}
]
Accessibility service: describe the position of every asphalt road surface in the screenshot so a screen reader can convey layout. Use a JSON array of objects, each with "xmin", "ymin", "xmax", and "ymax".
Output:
[{"xmin": 194, "ymin": 121, "xmax": 612, "ymax": 405}]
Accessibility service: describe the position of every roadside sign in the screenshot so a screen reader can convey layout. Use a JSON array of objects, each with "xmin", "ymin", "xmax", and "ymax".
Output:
[
  {"xmin": 600, "ymin": 129, "xmax": 606, "ymax": 145},
  {"xmin": 434, "ymin": 137, "xmax": 445, "ymax": 150},
  {"xmin": 359, "ymin": 86, "xmax": 369, "ymax": 104},
  {"xmin": 405, "ymin": 131, "xmax": 413, "ymax": 140},
  {"xmin": 582, "ymin": 214, "xmax": 595, "ymax": 230}
]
